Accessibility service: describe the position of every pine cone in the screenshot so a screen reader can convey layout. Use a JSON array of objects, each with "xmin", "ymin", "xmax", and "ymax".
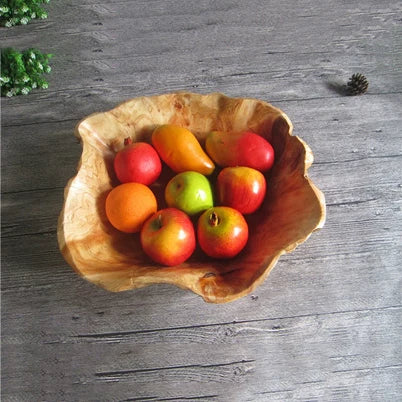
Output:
[{"xmin": 347, "ymin": 73, "xmax": 369, "ymax": 95}]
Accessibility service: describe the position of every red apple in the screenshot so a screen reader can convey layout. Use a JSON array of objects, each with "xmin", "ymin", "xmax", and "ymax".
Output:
[
  {"xmin": 217, "ymin": 166, "xmax": 266, "ymax": 214},
  {"xmin": 140, "ymin": 208, "xmax": 196, "ymax": 266},
  {"xmin": 197, "ymin": 206, "xmax": 248, "ymax": 259},
  {"xmin": 205, "ymin": 130, "xmax": 275, "ymax": 172},
  {"xmin": 114, "ymin": 138, "xmax": 162, "ymax": 185}
]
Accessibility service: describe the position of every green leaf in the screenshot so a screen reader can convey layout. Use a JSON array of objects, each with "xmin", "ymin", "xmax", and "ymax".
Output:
[
  {"xmin": 0, "ymin": 0, "xmax": 50, "ymax": 26},
  {"xmin": 1, "ymin": 47, "xmax": 52, "ymax": 97}
]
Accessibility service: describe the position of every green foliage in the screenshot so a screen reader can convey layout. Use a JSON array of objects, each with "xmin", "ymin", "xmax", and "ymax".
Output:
[
  {"xmin": 0, "ymin": 0, "xmax": 50, "ymax": 27},
  {"xmin": 1, "ymin": 48, "xmax": 52, "ymax": 97}
]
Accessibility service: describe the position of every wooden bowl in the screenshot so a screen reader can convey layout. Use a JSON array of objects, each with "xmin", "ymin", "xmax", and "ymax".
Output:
[{"xmin": 57, "ymin": 92, "xmax": 326, "ymax": 303}]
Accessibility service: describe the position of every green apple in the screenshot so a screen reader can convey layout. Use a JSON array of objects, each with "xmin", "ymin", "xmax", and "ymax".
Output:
[{"xmin": 165, "ymin": 171, "xmax": 214, "ymax": 216}]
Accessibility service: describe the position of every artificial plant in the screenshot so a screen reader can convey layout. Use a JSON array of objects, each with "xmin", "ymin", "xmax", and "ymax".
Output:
[
  {"xmin": 0, "ymin": 0, "xmax": 50, "ymax": 27},
  {"xmin": 1, "ymin": 47, "xmax": 52, "ymax": 97}
]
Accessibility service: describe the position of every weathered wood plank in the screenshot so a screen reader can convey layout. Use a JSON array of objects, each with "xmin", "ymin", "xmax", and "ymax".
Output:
[
  {"xmin": 2, "ymin": 215, "xmax": 401, "ymax": 329},
  {"xmin": 1, "ymin": 0, "xmax": 401, "ymax": 127},
  {"xmin": 2, "ymin": 152, "xmax": 401, "ymax": 236},
  {"xmin": 1, "ymin": 0, "xmax": 402, "ymax": 400},
  {"xmin": 2, "ymin": 306, "xmax": 401, "ymax": 401},
  {"xmin": 2, "ymin": 77, "xmax": 401, "ymax": 129},
  {"xmin": 2, "ymin": 142, "xmax": 401, "ymax": 310},
  {"xmin": 1, "ymin": 120, "xmax": 81, "ymax": 193},
  {"xmin": 2, "ymin": 94, "xmax": 401, "ymax": 194}
]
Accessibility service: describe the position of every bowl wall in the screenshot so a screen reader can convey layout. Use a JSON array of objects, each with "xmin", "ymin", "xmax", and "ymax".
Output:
[{"xmin": 57, "ymin": 92, "xmax": 326, "ymax": 303}]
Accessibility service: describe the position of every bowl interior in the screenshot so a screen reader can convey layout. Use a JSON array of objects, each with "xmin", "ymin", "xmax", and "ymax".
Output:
[{"xmin": 58, "ymin": 92, "xmax": 325, "ymax": 303}]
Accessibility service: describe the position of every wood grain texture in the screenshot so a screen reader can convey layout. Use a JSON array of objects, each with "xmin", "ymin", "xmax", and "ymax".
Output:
[
  {"xmin": 57, "ymin": 92, "xmax": 325, "ymax": 302},
  {"xmin": 1, "ymin": 0, "xmax": 401, "ymax": 400}
]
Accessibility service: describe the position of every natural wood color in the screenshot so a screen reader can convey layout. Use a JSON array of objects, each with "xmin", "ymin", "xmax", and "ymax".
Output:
[
  {"xmin": 57, "ymin": 92, "xmax": 326, "ymax": 302},
  {"xmin": 2, "ymin": 0, "xmax": 401, "ymax": 400}
]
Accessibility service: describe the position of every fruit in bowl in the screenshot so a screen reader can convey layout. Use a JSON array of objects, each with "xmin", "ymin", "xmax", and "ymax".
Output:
[
  {"xmin": 206, "ymin": 130, "xmax": 275, "ymax": 172},
  {"xmin": 197, "ymin": 206, "xmax": 249, "ymax": 259},
  {"xmin": 165, "ymin": 171, "xmax": 214, "ymax": 216},
  {"xmin": 57, "ymin": 92, "xmax": 326, "ymax": 303},
  {"xmin": 140, "ymin": 208, "xmax": 196, "ymax": 267},
  {"xmin": 152, "ymin": 124, "xmax": 215, "ymax": 175},
  {"xmin": 105, "ymin": 182, "xmax": 157, "ymax": 233},
  {"xmin": 113, "ymin": 138, "xmax": 162, "ymax": 185},
  {"xmin": 216, "ymin": 166, "xmax": 266, "ymax": 214}
]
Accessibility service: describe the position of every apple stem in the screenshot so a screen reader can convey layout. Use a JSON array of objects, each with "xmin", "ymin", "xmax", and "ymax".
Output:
[
  {"xmin": 124, "ymin": 137, "xmax": 133, "ymax": 146},
  {"xmin": 157, "ymin": 214, "xmax": 163, "ymax": 228},
  {"xmin": 209, "ymin": 211, "xmax": 220, "ymax": 227}
]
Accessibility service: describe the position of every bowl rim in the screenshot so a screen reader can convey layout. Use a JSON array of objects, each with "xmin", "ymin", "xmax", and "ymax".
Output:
[{"xmin": 57, "ymin": 91, "xmax": 326, "ymax": 303}]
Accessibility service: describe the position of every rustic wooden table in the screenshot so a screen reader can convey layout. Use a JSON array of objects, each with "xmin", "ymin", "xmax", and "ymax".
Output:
[{"xmin": 2, "ymin": 1, "xmax": 401, "ymax": 401}]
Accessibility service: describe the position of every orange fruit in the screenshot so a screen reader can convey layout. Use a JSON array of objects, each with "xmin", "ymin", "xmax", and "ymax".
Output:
[{"xmin": 105, "ymin": 183, "xmax": 157, "ymax": 233}]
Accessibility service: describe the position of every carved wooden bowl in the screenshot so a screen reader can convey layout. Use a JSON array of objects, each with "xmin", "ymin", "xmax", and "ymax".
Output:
[{"xmin": 57, "ymin": 92, "xmax": 326, "ymax": 303}]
